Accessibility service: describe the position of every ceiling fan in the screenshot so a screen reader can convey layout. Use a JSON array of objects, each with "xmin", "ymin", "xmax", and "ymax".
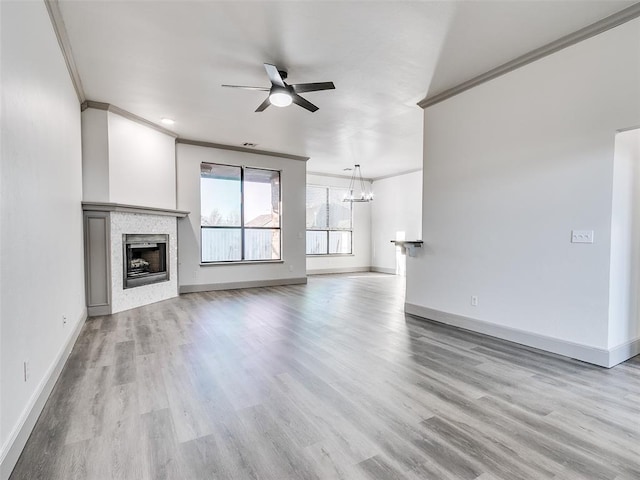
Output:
[{"xmin": 222, "ymin": 63, "xmax": 335, "ymax": 113}]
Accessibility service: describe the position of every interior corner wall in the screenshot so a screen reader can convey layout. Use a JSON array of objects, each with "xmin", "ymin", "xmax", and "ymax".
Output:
[
  {"xmin": 609, "ymin": 129, "xmax": 640, "ymax": 351},
  {"xmin": 305, "ymin": 173, "xmax": 372, "ymax": 275},
  {"xmin": 407, "ymin": 18, "xmax": 640, "ymax": 364},
  {"xmin": 176, "ymin": 143, "xmax": 307, "ymax": 291},
  {"xmin": 371, "ymin": 171, "xmax": 423, "ymax": 275},
  {"xmin": 81, "ymin": 108, "xmax": 176, "ymax": 209},
  {"xmin": 107, "ymin": 112, "xmax": 176, "ymax": 210},
  {"xmin": 1, "ymin": 1, "xmax": 85, "ymax": 477}
]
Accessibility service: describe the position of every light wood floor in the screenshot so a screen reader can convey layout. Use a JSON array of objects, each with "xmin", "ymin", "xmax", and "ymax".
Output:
[{"xmin": 10, "ymin": 273, "xmax": 640, "ymax": 479}]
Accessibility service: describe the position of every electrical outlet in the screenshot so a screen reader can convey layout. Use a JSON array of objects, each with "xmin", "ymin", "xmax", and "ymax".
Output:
[
  {"xmin": 62, "ymin": 315, "xmax": 67, "ymax": 327},
  {"xmin": 24, "ymin": 360, "xmax": 30, "ymax": 382},
  {"xmin": 571, "ymin": 230, "xmax": 594, "ymax": 244},
  {"xmin": 288, "ymin": 264, "xmax": 294, "ymax": 272},
  {"xmin": 471, "ymin": 296, "xmax": 479, "ymax": 306}
]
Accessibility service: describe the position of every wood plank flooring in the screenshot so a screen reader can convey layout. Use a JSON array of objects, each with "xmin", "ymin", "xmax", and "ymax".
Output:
[{"xmin": 10, "ymin": 273, "xmax": 640, "ymax": 479}]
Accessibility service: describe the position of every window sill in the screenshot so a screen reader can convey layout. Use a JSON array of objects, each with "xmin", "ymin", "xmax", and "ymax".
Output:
[
  {"xmin": 200, "ymin": 260, "xmax": 284, "ymax": 266},
  {"xmin": 306, "ymin": 254, "xmax": 354, "ymax": 257}
]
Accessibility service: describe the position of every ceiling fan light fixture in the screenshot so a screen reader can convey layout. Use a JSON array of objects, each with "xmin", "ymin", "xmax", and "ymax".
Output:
[
  {"xmin": 269, "ymin": 91, "xmax": 292, "ymax": 107},
  {"xmin": 223, "ymin": 63, "xmax": 333, "ymax": 112}
]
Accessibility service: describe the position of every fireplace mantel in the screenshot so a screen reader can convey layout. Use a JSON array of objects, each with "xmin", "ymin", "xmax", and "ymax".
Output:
[{"xmin": 82, "ymin": 201, "xmax": 189, "ymax": 218}]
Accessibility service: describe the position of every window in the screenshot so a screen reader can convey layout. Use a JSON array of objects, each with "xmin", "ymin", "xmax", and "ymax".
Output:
[
  {"xmin": 201, "ymin": 163, "xmax": 281, "ymax": 263},
  {"xmin": 306, "ymin": 185, "xmax": 352, "ymax": 255}
]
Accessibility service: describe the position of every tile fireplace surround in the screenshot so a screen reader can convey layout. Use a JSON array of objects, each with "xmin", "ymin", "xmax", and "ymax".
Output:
[{"xmin": 82, "ymin": 202, "xmax": 189, "ymax": 315}]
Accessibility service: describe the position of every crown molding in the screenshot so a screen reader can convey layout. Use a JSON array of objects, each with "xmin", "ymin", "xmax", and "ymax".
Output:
[
  {"xmin": 617, "ymin": 125, "xmax": 640, "ymax": 133},
  {"xmin": 81, "ymin": 100, "xmax": 178, "ymax": 138},
  {"xmin": 44, "ymin": 0, "xmax": 85, "ymax": 103},
  {"xmin": 308, "ymin": 168, "xmax": 423, "ymax": 182},
  {"xmin": 176, "ymin": 138, "xmax": 309, "ymax": 162},
  {"xmin": 371, "ymin": 168, "xmax": 422, "ymax": 182},
  {"xmin": 81, "ymin": 101, "xmax": 308, "ymax": 160},
  {"xmin": 418, "ymin": 3, "xmax": 640, "ymax": 109},
  {"xmin": 307, "ymin": 171, "xmax": 373, "ymax": 182}
]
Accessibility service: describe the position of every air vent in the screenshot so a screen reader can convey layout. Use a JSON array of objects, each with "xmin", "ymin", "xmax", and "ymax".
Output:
[{"xmin": 242, "ymin": 142, "xmax": 258, "ymax": 148}]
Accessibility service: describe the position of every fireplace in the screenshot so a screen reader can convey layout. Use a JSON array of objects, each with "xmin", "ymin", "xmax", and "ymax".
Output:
[{"xmin": 123, "ymin": 234, "xmax": 169, "ymax": 289}]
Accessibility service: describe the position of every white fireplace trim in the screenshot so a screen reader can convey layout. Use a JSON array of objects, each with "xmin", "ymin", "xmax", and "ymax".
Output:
[{"xmin": 110, "ymin": 212, "xmax": 178, "ymax": 313}]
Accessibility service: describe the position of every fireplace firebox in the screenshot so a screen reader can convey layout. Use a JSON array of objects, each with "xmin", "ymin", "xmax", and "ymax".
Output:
[{"xmin": 123, "ymin": 234, "xmax": 169, "ymax": 289}]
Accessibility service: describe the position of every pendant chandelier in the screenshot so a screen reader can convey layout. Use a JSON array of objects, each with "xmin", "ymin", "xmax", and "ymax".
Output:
[{"xmin": 344, "ymin": 164, "xmax": 373, "ymax": 202}]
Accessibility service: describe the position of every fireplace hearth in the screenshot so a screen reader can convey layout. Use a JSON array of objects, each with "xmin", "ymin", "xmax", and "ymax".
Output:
[{"xmin": 123, "ymin": 234, "xmax": 169, "ymax": 289}]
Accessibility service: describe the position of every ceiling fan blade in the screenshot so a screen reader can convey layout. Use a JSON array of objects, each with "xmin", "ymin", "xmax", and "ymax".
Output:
[
  {"xmin": 291, "ymin": 82, "xmax": 335, "ymax": 94},
  {"xmin": 255, "ymin": 97, "xmax": 271, "ymax": 112},
  {"xmin": 222, "ymin": 85, "xmax": 270, "ymax": 91},
  {"xmin": 264, "ymin": 64, "xmax": 285, "ymax": 87},
  {"xmin": 292, "ymin": 93, "xmax": 319, "ymax": 112}
]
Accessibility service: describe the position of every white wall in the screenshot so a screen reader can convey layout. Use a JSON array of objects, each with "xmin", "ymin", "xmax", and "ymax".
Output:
[
  {"xmin": 306, "ymin": 173, "xmax": 372, "ymax": 274},
  {"xmin": 609, "ymin": 129, "xmax": 640, "ymax": 351},
  {"xmin": 1, "ymin": 1, "xmax": 85, "ymax": 476},
  {"xmin": 371, "ymin": 171, "xmax": 422, "ymax": 275},
  {"xmin": 81, "ymin": 108, "xmax": 110, "ymax": 202},
  {"xmin": 407, "ymin": 18, "xmax": 640, "ymax": 364},
  {"xmin": 81, "ymin": 108, "xmax": 177, "ymax": 209},
  {"xmin": 177, "ymin": 143, "xmax": 307, "ymax": 290},
  {"xmin": 107, "ymin": 113, "xmax": 176, "ymax": 210}
]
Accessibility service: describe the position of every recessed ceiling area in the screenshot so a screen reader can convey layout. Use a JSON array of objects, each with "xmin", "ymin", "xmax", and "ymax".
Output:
[{"xmin": 58, "ymin": 0, "xmax": 635, "ymax": 178}]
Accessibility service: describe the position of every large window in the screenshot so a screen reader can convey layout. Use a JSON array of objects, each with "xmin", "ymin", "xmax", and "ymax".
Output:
[
  {"xmin": 306, "ymin": 185, "xmax": 352, "ymax": 255},
  {"xmin": 201, "ymin": 163, "xmax": 281, "ymax": 263}
]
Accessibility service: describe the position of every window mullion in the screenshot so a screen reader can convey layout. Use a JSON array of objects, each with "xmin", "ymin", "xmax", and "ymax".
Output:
[
  {"xmin": 240, "ymin": 166, "xmax": 245, "ymax": 260},
  {"xmin": 326, "ymin": 187, "xmax": 330, "ymax": 254},
  {"xmin": 325, "ymin": 186, "xmax": 330, "ymax": 233}
]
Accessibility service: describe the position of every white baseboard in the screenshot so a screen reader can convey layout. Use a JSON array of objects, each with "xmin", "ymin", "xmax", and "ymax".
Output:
[
  {"xmin": 306, "ymin": 266, "xmax": 371, "ymax": 275},
  {"xmin": 608, "ymin": 337, "xmax": 640, "ymax": 367},
  {"xmin": 1, "ymin": 309, "xmax": 87, "ymax": 480},
  {"xmin": 403, "ymin": 303, "xmax": 632, "ymax": 368},
  {"xmin": 371, "ymin": 266, "xmax": 397, "ymax": 275},
  {"xmin": 179, "ymin": 276, "xmax": 307, "ymax": 294}
]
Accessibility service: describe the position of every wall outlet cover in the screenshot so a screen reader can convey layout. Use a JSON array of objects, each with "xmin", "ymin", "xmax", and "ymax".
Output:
[{"xmin": 571, "ymin": 230, "xmax": 594, "ymax": 244}]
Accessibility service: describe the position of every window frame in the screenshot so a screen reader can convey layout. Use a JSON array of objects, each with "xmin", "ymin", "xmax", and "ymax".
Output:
[
  {"xmin": 306, "ymin": 184, "xmax": 353, "ymax": 256},
  {"xmin": 200, "ymin": 162, "xmax": 282, "ymax": 264}
]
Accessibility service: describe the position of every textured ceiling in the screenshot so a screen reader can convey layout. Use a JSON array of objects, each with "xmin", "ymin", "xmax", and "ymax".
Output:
[{"xmin": 58, "ymin": 0, "xmax": 635, "ymax": 178}]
